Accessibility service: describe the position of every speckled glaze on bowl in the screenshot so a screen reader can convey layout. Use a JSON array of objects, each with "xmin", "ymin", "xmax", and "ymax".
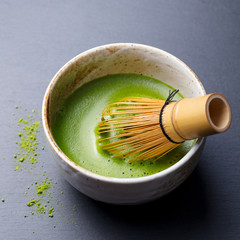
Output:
[{"xmin": 42, "ymin": 43, "xmax": 206, "ymax": 205}]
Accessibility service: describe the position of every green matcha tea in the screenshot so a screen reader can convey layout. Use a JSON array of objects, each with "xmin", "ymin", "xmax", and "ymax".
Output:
[{"xmin": 52, "ymin": 74, "xmax": 195, "ymax": 178}]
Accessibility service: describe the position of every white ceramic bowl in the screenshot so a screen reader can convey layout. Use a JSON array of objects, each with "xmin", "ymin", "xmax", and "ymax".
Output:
[{"xmin": 42, "ymin": 43, "xmax": 206, "ymax": 204}]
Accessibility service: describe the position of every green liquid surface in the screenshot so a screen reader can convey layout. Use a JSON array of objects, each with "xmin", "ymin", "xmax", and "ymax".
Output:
[{"xmin": 52, "ymin": 74, "xmax": 195, "ymax": 178}]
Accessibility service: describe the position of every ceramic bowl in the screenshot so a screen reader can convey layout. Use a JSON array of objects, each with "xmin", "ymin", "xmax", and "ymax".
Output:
[{"xmin": 42, "ymin": 43, "xmax": 206, "ymax": 204}]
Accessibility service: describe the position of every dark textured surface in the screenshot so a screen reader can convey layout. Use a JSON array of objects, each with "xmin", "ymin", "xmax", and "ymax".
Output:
[{"xmin": 0, "ymin": 0, "xmax": 239, "ymax": 239}]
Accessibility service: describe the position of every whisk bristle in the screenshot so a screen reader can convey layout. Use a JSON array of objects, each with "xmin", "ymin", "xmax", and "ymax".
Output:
[{"xmin": 98, "ymin": 97, "xmax": 181, "ymax": 161}]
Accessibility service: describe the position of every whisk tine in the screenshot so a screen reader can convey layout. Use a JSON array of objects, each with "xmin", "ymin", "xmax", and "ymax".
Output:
[{"xmin": 98, "ymin": 93, "xmax": 181, "ymax": 162}]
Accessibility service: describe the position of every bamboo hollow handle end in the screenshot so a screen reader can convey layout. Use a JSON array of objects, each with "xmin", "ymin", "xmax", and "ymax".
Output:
[{"xmin": 163, "ymin": 93, "xmax": 232, "ymax": 141}]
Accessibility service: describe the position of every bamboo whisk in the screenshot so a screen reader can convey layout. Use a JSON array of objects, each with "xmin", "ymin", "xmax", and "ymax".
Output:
[{"xmin": 98, "ymin": 90, "xmax": 232, "ymax": 162}]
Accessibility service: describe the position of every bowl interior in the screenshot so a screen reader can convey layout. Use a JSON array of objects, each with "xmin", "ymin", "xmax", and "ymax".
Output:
[{"xmin": 47, "ymin": 43, "xmax": 205, "ymax": 129}]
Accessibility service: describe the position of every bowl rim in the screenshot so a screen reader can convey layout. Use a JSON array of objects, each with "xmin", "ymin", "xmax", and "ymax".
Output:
[{"xmin": 42, "ymin": 42, "xmax": 206, "ymax": 184}]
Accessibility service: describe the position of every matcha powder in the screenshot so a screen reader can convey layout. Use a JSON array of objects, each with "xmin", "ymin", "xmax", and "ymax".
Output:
[
  {"xmin": 15, "ymin": 117, "xmax": 40, "ymax": 168},
  {"xmin": 10, "ymin": 107, "xmax": 79, "ymax": 229}
]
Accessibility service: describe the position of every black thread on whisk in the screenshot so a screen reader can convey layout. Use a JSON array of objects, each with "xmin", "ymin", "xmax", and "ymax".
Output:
[{"xmin": 159, "ymin": 89, "xmax": 184, "ymax": 144}]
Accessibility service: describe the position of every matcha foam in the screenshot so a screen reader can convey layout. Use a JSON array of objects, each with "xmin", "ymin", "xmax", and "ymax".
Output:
[{"xmin": 53, "ymin": 73, "xmax": 195, "ymax": 178}]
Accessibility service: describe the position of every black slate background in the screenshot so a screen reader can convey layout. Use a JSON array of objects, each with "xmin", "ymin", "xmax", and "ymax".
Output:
[{"xmin": 0, "ymin": 0, "xmax": 239, "ymax": 239}]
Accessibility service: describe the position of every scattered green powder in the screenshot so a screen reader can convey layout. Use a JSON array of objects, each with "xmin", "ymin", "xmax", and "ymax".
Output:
[
  {"xmin": 27, "ymin": 197, "xmax": 47, "ymax": 214},
  {"xmin": 27, "ymin": 198, "xmax": 38, "ymax": 206},
  {"xmin": 26, "ymin": 178, "xmax": 55, "ymax": 216},
  {"xmin": 30, "ymin": 156, "xmax": 38, "ymax": 164},
  {"xmin": 14, "ymin": 118, "xmax": 40, "ymax": 169},
  {"xmin": 48, "ymin": 207, "xmax": 54, "ymax": 214},
  {"xmin": 18, "ymin": 132, "xmax": 23, "ymax": 137},
  {"xmin": 37, "ymin": 204, "xmax": 45, "ymax": 214},
  {"xmin": 36, "ymin": 181, "xmax": 50, "ymax": 195},
  {"xmin": 13, "ymin": 109, "xmax": 78, "ymax": 226},
  {"xmin": 19, "ymin": 157, "xmax": 25, "ymax": 162},
  {"xmin": 18, "ymin": 118, "xmax": 28, "ymax": 124},
  {"xmin": 25, "ymin": 175, "xmax": 78, "ymax": 222}
]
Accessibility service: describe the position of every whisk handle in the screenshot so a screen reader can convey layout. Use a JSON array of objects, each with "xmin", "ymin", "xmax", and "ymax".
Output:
[{"xmin": 163, "ymin": 93, "xmax": 232, "ymax": 140}]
